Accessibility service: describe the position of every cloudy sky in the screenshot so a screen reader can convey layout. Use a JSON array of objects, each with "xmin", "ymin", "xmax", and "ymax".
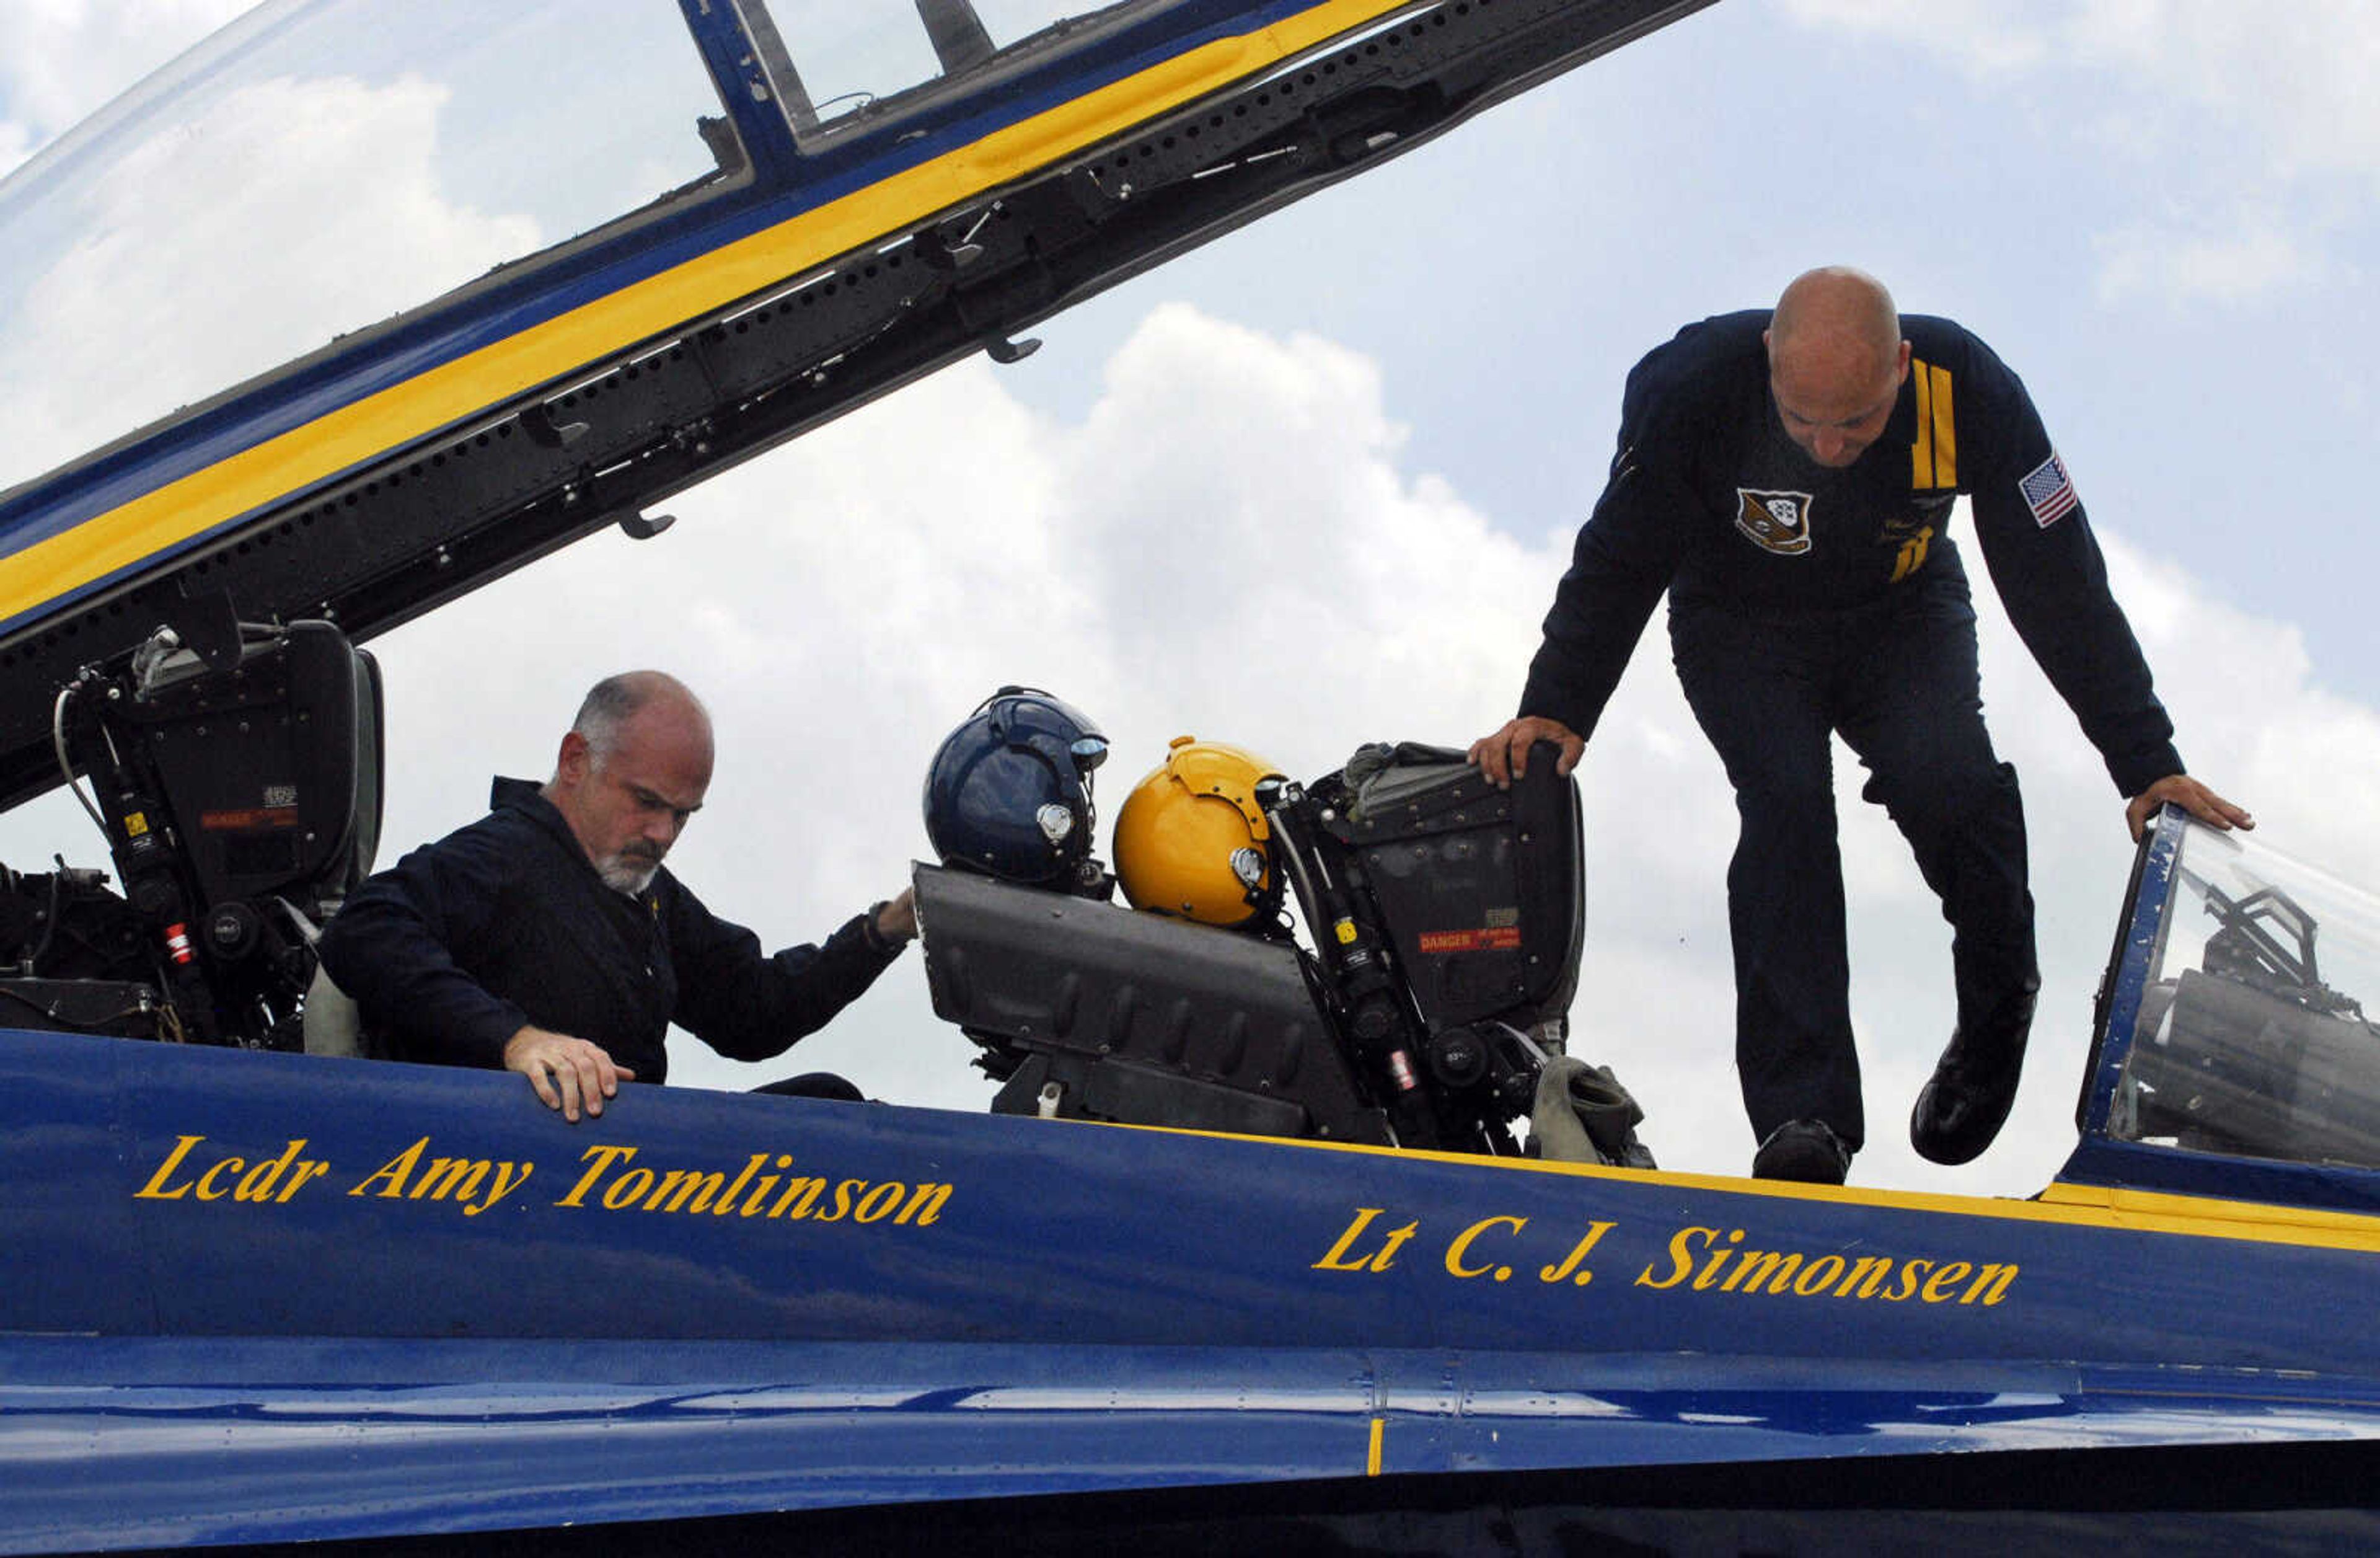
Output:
[{"xmin": 4, "ymin": 1, "xmax": 2378, "ymax": 1196}]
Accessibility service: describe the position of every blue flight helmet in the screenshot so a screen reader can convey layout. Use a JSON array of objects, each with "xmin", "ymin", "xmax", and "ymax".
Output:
[{"xmin": 923, "ymin": 688, "xmax": 1109, "ymax": 887}]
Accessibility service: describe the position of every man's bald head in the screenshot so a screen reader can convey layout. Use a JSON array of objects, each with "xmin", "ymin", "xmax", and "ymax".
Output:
[
  {"xmin": 570, "ymin": 671, "xmax": 711, "ymax": 771},
  {"xmin": 1765, "ymin": 267, "xmax": 1912, "ymax": 469}
]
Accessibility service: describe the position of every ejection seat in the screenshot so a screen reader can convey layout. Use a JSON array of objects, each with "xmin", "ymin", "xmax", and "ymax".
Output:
[
  {"xmin": 2, "ymin": 617, "xmax": 384, "ymax": 1050},
  {"xmin": 95, "ymin": 618, "xmax": 384, "ymax": 1051},
  {"xmin": 182, "ymin": 624, "xmax": 389, "ymax": 1058},
  {"xmin": 918, "ymin": 740, "xmax": 1593, "ymax": 1155},
  {"xmin": 130, "ymin": 620, "xmax": 386, "ymax": 915}
]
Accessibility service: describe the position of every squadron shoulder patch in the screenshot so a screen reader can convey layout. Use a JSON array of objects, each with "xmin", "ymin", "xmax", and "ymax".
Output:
[
  {"xmin": 2018, "ymin": 451, "xmax": 2079, "ymax": 528},
  {"xmin": 1735, "ymin": 488, "xmax": 1814, "ymax": 555}
]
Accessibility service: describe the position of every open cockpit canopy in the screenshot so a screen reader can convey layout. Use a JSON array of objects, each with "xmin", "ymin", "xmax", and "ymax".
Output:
[
  {"xmin": 2076, "ymin": 810, "xmax": 2380, "ymax": 1205},
  {"xmin": 0, "ymin": 0, "xmax": 1202, "ymax": 500}
]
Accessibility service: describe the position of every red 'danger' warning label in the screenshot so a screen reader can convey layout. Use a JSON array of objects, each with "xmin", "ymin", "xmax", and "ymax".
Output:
[
  {"xmin": 1417, "ymin": 927, "xmax": 1522, "ymax": 954},
  {"xmin": 200, "ymin": 807, "xmax": 301, "ymax": 831}
]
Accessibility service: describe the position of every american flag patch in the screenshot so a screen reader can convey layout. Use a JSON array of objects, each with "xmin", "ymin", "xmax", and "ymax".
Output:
[{"xmin": 2018, "ymin": 451, "xmax": 2079, "ymax": 528}]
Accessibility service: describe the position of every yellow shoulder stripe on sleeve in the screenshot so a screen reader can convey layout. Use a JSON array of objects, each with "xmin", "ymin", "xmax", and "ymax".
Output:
[
  {"xmin": 1928, "ymin": 362, "xmax": 1956, "ymax": 487},
  {"xmin": 1911, "ymin": 358, "xmax": 1956, "ymax": 490},
  {"xmin": 1911, "ymin": 356, "xmax": 1933, "ymax": 488}
]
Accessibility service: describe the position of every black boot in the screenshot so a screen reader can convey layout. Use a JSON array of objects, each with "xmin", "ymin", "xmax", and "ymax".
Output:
[
  {"xmin": 1752, "ymin": 1118, "xmax": 1853, "ymax": 1185},
  {"xmin": 1910, "ymin": 993, "xmax": 2034, "ymax": 1166}
]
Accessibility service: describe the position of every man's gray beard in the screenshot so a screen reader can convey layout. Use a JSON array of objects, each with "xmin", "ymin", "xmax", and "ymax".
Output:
[{"xmin": 597, "ymin": 855, "xmax": 659, "ymax": 896}]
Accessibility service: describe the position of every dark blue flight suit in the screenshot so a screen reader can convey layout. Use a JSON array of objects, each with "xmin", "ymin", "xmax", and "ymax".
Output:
[
  {"xmin": 320, "ymin": 778, "xmax": 904, "ymax": 1084},
  {"xmin": 1519, "ymin": 311, "xmax": 2182, "ymax": 1150}
]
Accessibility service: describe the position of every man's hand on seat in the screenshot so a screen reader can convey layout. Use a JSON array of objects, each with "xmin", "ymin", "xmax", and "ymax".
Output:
[
  {"xmin": 503, "ymin": 1025, "xmax": 633, "ymax": 1121},
  {"xmin": 1467, "ymin": 715, "xmax": 1585, "ymax": 789},
  {"xmin": 875, "ymin": 888, "xmax": 917, "ymax": 944}
]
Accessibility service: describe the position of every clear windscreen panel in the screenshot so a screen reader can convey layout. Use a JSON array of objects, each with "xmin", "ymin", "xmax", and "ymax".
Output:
[
  {"xmin": 747, "ymin": 1, "xmax": 1166, "ymax": 141},
  {"xmin": 2113, "ymin": 818, "xmax": 2380, "ymax": 1170},
  {"xmin": 0, "ymin": 0, "xmax": 744, "ymax": 496}
]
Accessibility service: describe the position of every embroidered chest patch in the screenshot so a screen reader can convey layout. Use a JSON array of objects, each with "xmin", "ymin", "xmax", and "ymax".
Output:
[{"xmin": 1735, "ymin": 488, "xmax": 1814, "ymax": 555}]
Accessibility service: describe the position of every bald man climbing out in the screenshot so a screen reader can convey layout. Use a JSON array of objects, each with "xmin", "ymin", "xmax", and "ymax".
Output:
[{"xmin": 1472, "ymin": 267, "xmax": 2249, "ymax": 1184}]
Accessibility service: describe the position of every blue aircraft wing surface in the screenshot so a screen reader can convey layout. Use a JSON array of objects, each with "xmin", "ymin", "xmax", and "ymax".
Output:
[
  {"xmin": 4, "ymin": 1011, "xmax": 2380, "ymax": 1549},
  {"xmin": 8, "ymin": 1335, "xmax": 2379, "ymax": 1551}
]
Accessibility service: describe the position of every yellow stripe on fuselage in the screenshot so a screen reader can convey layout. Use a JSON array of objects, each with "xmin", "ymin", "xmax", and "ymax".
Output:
[
  {"xmin": 0, "ymin": 0, "xmax": 1414, "ymax": 629},
  {"xmin": 1091, "ymin": 1115, "xmax": 2380, "ymax": 1256},
  {"xmin": 2029, "ymin": 1179, "xmax": 2380, "ymax": 1248}
]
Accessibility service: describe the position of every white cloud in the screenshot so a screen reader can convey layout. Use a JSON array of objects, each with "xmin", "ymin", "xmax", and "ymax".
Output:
[
  {"xmin": 1786, "ymin": 0, "xmax": 2380, "ymax": 167},
  {"xmin": 0, "ymin": 72, "xmax": 538, "ymax": 491},
  {"xmin": 2092, "ymin": 213, "xmax": 2320, "ymax": 305},
  {"xmin": 2100, "ymin": 540, "xmax": 2380, "ymax": 883},
  {"xmin": 0, "ymin": 0, "xmax": 252, "ymax": 145},
  {"xmin": 2063, "ymin": 5, "xmax": 2380, "ymax": 187},
  {"xmin": 1774, "ymin": 0, "xmax": 2052, "ymax": 74},
  {"xmin": 1782, "ymin": 1, "xmax": 2380, "ymax": 306}
]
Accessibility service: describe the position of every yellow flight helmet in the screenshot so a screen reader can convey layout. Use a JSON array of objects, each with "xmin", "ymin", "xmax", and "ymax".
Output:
[{"xmin": 1113, "ymin": 735, "xmax": 1285, "ymax": 927}]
